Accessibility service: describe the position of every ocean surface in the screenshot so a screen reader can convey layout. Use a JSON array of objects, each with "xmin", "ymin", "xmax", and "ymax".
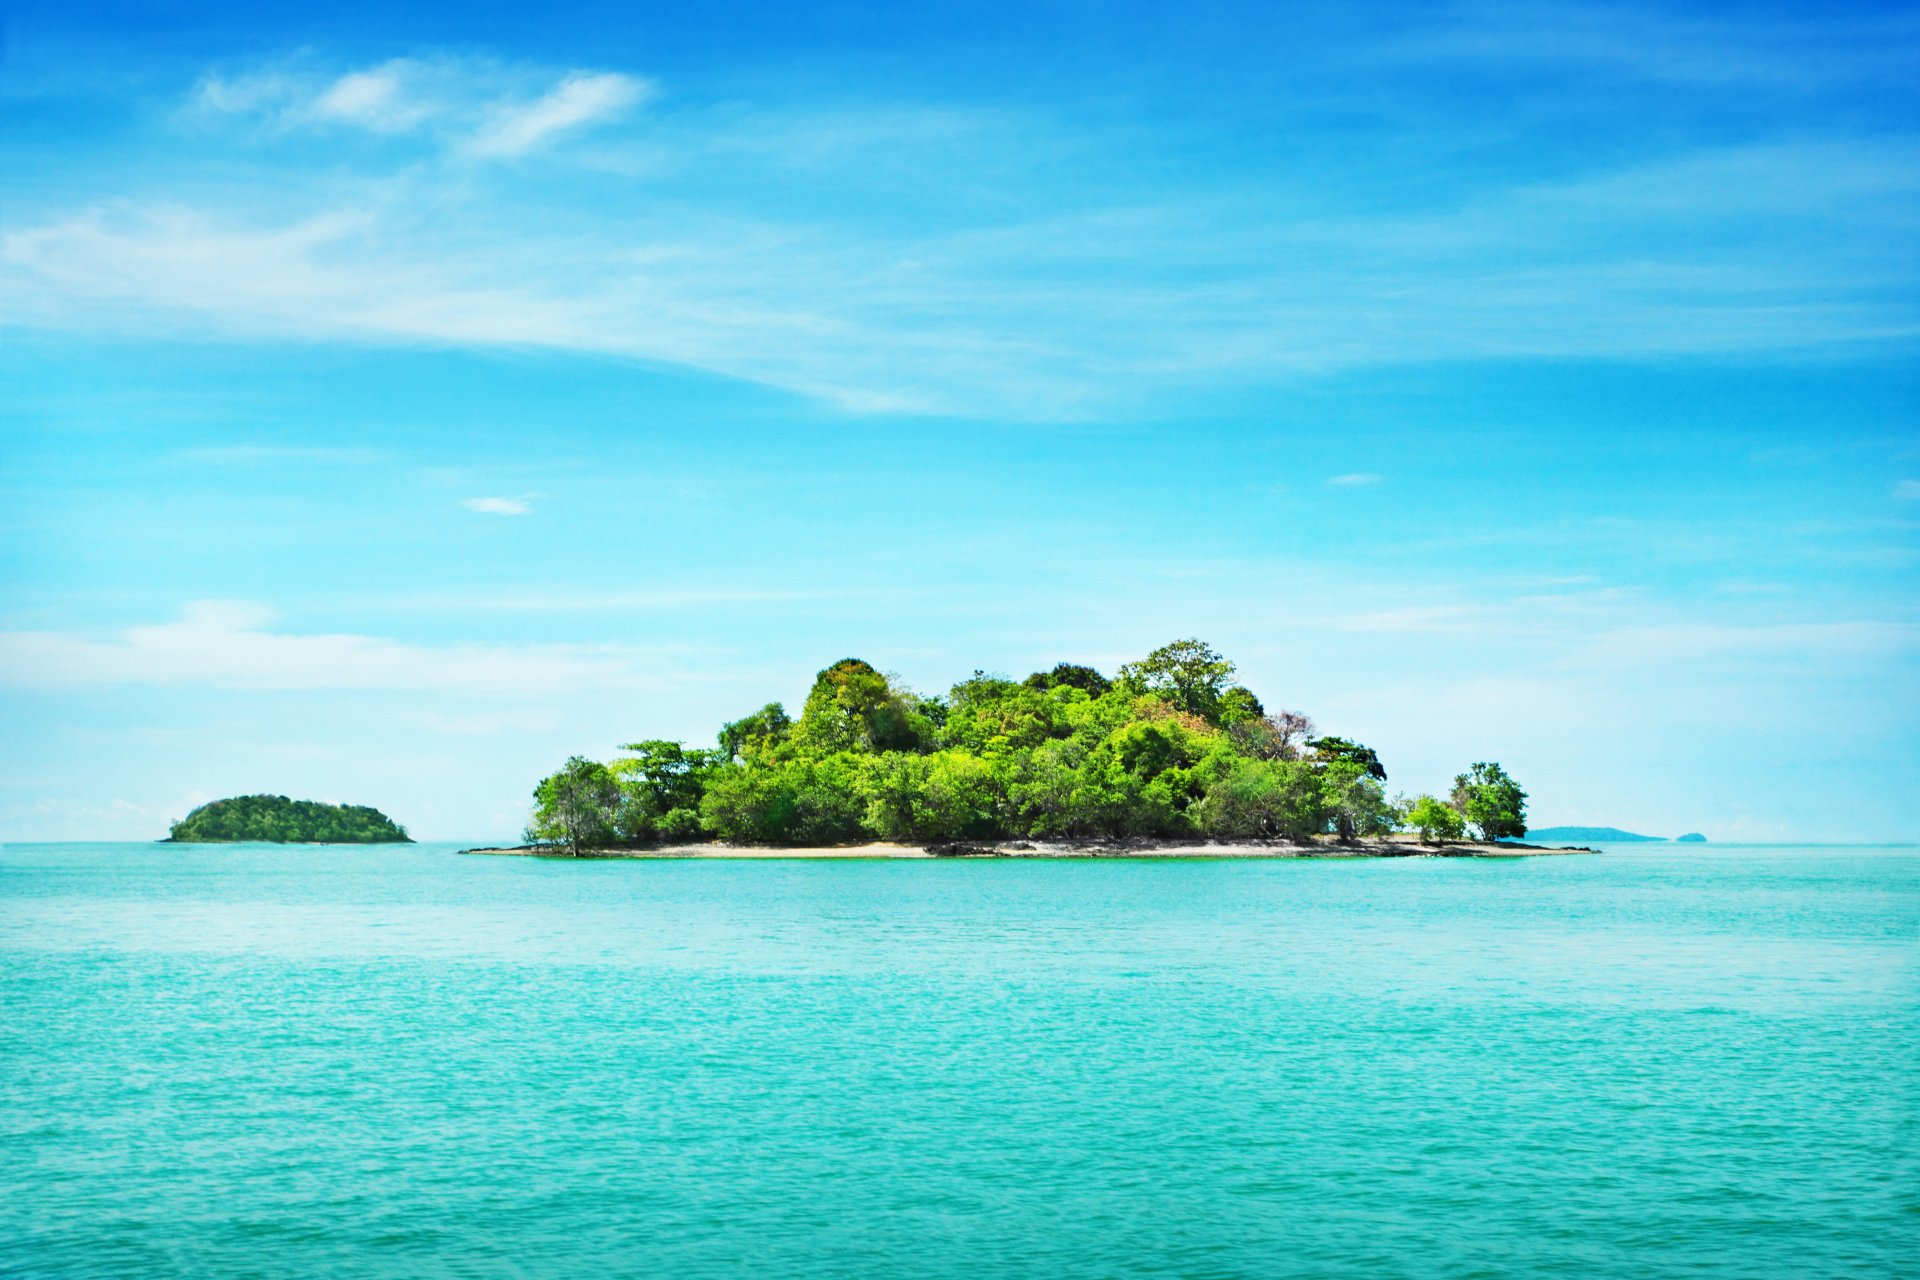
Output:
[{"xmin": 1, "ymin": 841, "xmax": 1914, "ymax": 1278}]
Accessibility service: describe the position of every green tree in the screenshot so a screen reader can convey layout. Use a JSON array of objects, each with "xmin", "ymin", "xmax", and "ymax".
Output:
[
  {"xmin": 1320, "ymin": 760, "xmax": 1396, "ymax": 842},
  {"xmin": 698, "ymin": 762, "xmax": 788, "ymax": 842},
  {"xmin": 1003, "ymin": 740, "xmax": 1086, "ymax": 835},
  {"xmin": 1022, "ymin": 662, "xmax": 1112, "ymax": 697},
  {"xmin": 527, "ymin": 757, "xmax": 622, "ymax": 856},
  {"xmin": 699, "ymin": 755, "xmax": 868, "ymax": 844},
  {"xmin": 613, "ymin": 740, "xmax": 724, "ymax": 814},
  {"xmin": 858, "ymin": 750, "xmax": 998, "ymax": 842},
  {"xmin": 1403, "ymin": 795, "xmax": 1466, "ymax": 843},
  {"xmin": 1450, "ymin": 762, "xmax": 1528, "ymax": 841},
  {"xmin": 655, "ymin": 807, "xmax": 705, "ymax": 841},
  {"xmin": 940, "ymin": 675, "xmax": 1068, "ymax": 754},
  {"xmin": 1215, "ymin": 685, "xmax": 1266, "ymax": 727},
  {"xmin": 1309, "ymin": 735, "xmax": 1387, "ymax": 781},
  {"xmin": 1117, "ymin": 638, "xmax": 1237, "ymax": 722},
  {"xmin": 1195, "ymin": 759, "xmax": 1325, "ymax": 840},
  {"xmin": 792, "ymin": 659, "xmax": 932, "ymax": 756},
  {"xmin": 718, "ymin": 703, "xmax": 792, "ymax": 762}
]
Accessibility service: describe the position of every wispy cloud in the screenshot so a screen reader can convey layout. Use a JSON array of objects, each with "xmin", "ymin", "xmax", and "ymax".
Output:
[
  {"xmin": 462, "ymin": 496, "xmax": 533, "ymax": 515},
  {"xmin": 1895, "ymin": 478, "xmax": 1920, "ymax": 501},
  {"xmin": 1327, "ymin": 472, "xmax": 1382, "ymax": 487},
  {"xmin": 0, "ymin": 601, "xmax": 694, "ymax": 693},
  {"xmin": 469, "ymin": 72, "xmax": 649, "ymax": 157},
  {"xmin": 194, "ymin": 57, "xmax": 646, "ymax": 154},
  {"xmin": 309, "ymin": 62, "xmax": 437, "ymax": 133},
  {"xmin": 7, "ymin": 54, "xmax": 1919, "ymax": 416}
]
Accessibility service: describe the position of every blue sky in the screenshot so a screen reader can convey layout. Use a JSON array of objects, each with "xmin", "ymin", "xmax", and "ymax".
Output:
[{"xmin": 3, "ymin": 0, "xmax": 1916, "ymax": 841}]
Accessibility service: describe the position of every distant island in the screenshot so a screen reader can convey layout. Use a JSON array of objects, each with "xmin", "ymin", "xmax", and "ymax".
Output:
[
  {"xmin": 515, "ymin": 638, "xmax": 1537, "ymax": 857},
  {"xmin": 166, "ymin": 795, "xmax": 412, "ymax": 844},
  {"xmin": 1527, "ymin": 826, "xmax": 1708, "ymax": 843}
]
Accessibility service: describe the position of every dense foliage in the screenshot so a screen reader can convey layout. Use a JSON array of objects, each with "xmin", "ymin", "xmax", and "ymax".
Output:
[
  {"xmin": 1450, "ymin": 762, "xmax": 1530, "ymax": 842},
  {"xmin": 168, "ymin": 795, "xmax": 411, "ymax": 843},
  {"xmin": 526, "ymin": 639, "xmax": 1527, "ymax": 850}
]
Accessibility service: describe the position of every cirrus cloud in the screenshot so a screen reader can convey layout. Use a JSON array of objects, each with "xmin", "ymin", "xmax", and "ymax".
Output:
[
  {"xmin": 195, "ymin": 57, "xmax": 647, "ymax": 156},
  {"xmin": 0, "ymin": 601, "xmax": 693, "ymax": 694},
  {"xmin": 468, "ymin": 71, "xmax": 650, "ymax": 157},
  {"xmin": 462, "ymin": 496, "xmax": 533, "ymax": 515}
]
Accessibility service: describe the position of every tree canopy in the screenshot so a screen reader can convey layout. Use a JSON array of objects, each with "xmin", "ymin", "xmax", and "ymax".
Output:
[
  {"xmin": 1451, "ymin": 762, "xmax": 1529, "ymax": 841},
  {"xmin": 1403, "ymin": 795, "xmax": 1466, "ymax": 843},
  {"xmin": 523, "ymin": 640, "xmax": 1526, "ymax": 851},
  {"xmin": 168, "ymin": 795, "xmax": 410, "ymax": 844},
  {"xmin": 527, "ymin": 756, "xmax": 623, "ymax": 855}
]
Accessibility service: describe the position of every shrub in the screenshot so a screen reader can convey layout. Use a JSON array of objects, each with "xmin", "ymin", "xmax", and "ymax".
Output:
[{"xmin": 655, "ymin": 806, "xmax": 705, "ymax": 842}]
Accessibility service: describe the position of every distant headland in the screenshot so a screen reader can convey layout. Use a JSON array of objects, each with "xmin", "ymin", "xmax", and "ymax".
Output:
[
  {"xmin": 165, "ymin": 795, "xmax": 411, "ymax": 844},
  {"xmin": 1527, "ymin": 826, "xmax": 1708, "ymax": 843},
  {"xmin": 513, "ymin": 638, "xmax": 1544, "ymax": 858}
]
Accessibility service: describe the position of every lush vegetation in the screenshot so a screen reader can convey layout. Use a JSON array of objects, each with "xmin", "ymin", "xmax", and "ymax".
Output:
[
  {"xmin": 526, "ymin": 639, "xmax": 1527, "ymax": 852},
  {"xmin": 168, "ymin": 795, "xmax": 411, "ymax": 843}
]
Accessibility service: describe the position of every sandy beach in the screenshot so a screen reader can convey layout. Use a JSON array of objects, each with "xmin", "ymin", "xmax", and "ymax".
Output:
[{"xmin": 460, "ymin": 837, "xmax": 1594, "ymax": 860}]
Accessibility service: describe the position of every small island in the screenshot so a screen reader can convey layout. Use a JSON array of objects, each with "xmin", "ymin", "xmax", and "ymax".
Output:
[
  {"xmin": 503, "ymin": 638, "xmax": 1553, "ymax": 859},
  {"xmin": 166, "ymin": 795, "xmax": 412, "ymax": 844}
]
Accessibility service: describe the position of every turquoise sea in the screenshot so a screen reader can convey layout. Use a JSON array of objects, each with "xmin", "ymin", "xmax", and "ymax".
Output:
[{"xmin": 2, "ymin": 841, "xmax": 1914, "ymax": 1278}]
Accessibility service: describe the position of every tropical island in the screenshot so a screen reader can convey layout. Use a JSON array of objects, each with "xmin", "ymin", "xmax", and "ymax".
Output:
[
  {"xmin": 497, "ymin": 639, "xmax": 1549, "ymax": 859},
  {"xmin": 166, "ymin": 795, "xmax": 412, "ymax": 844}
]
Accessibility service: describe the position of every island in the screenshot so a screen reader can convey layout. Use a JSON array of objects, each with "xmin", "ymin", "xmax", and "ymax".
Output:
[
  {"xmin": 1525, "ymin": 826, "xmax": 1709, "ymax": 843},
  {"xmin": 166, "ymin": 795, "xmax": 412, "ymax": 844},
  {"xmin": 497, "ymin": 638, "xmax": 1568, "ymax": 859}
]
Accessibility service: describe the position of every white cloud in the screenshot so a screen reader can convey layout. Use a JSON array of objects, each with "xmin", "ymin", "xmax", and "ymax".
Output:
[
  {"xmin": 1566, "ymin": 620, "xmax": 1918, "ymax": 666},
  {"xmin": 1327, "ymin": 472, "xmax": 1382, "ymax": 487},
  {"xmin": 469, "ymin": 72, "xmax": 649, "ymax": 157},
  {"xmin": 462, "ymin": 496, "xmax": 532, "ymax": 515},
  {"xmin": 1895, "ymin": 478, "xmax": 1920, "ymax": 500},
  {"xmin": 310, "ymin": 62, "xmax": 435, "ymax": 133},
  {"xmin": 192, "ymin": 58, "xmax": 642, "ymax": 147},
  {"xmin": 196, "ymin": 71, "xmax": 298, "ymax": 115},
  {"xmin": 0, "ymin": 601, "xmax": 693, "ymax": 693},
  {"xmin": 9, "ymin": 63, "xmax": 1920, "ymax": 417}
]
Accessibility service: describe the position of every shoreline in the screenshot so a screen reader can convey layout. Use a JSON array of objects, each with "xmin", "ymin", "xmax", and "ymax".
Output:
[{"xmin": 459, "ymin": 837, "xmax": 1595, "ymax": 860}]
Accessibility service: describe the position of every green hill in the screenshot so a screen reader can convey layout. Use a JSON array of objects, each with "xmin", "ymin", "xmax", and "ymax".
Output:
[
  {"xmin": 1527, "ymin": 825, "xmax": 1664, "ymax": 843},
  {"xmin": 166, "ymin": 795, "xmax": 412, "ymax": 844}
]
